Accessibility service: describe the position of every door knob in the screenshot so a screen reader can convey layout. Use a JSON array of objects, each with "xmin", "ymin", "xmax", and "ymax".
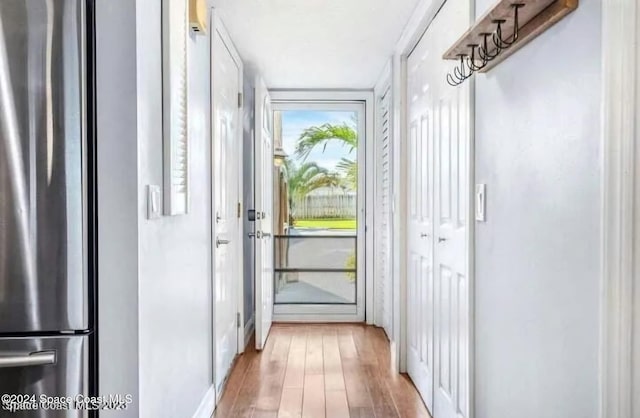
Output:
[
  {"xmin": 262, "ymin": 232, "xmax": 272, "ymax": 238},
  {"xmin": 438, "ymin": 237, "xmax": 447, "ymax": 243},
  {"xmin": 247, "ymin": 232, "xmax": 256, "ymax": 238},
  {"xmin": 216, "ymin": 238, "xmax": 230, "ymax": 248},
  {"xmin": 420, "ymin": 233, "xmax": 430, "ymax": 238}
]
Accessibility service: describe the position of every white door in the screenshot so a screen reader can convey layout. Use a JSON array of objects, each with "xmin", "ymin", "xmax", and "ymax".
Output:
[
  {"xmin": 254, "ymin": 77, "xmax": 274, "ymax": 350},
  {"xmin": 376, "ymin": 87, "xmax": 393, "ymax": 337},
  {"xmin": 407, "ymin": 34, "xmax": 435, "ymax": 409},
  {"xmin": 212, "ymin": 20, "xmax": 241, "ymax": 393},
  {"xmin": 406, "ymin": 0, "xmax": 471, "ymax": 417}
]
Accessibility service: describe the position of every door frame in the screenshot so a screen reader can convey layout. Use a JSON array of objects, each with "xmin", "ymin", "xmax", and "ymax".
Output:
[
  {"xmin": 390, "ymin": 0, "xmax": 475, "ymax": 415},
  {"xmin": 600, "ymin": 0, "xmax": 639, "ymax": 416},
  {"xmin": 269, "ymin": 90, "xmax": 374, "ymax": 323},
  {"xmin": 209, "ymin": 9, "xmax": 245, "ymax": 401}
]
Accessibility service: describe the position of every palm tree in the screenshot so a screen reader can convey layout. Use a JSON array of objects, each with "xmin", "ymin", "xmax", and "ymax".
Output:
[
  {"xmin": 283, "ymin": 159, "xmax": 342, "ymax": 201},
  {"xmin": 295, "ymin": 122, "xmax": 357, "ymax": 160},
  {"xmin": 336, "ymin": 157, "xmax": 357, "ymax": 191},
  {"xmin": 295, "ymin": 122, "xmax": 358, "ymax": 190}
]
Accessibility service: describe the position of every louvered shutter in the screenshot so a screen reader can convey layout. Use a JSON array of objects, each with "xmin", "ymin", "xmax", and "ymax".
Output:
[{"xmin": 376, "ymin": 87, "xmax": 393, "ymax": 336}]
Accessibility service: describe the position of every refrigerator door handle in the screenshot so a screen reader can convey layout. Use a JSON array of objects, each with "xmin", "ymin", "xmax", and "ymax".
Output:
[{"xmin": 0, "ymin": 350, "xmax": 56, "ymax": 368}]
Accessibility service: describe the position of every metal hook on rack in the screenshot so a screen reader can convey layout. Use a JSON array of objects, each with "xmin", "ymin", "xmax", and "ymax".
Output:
[
  {"xmin": 477, "ymin": 33, "xmax": 500, "ymax": 62},
  {"xmin": 454, "ymin": 63, "xmax": 467, "ymax": 80},
  {"xmin": 446, "ymin": 73, "xmax": 463, "ymax": 87},
  {"xmin": 447, "ymin": 54, "xmax": 472, "ymax": 86},
  {"xmin": 445, "ymin": 3, "xmax": 526, "ymax": 87},
  {"xmin": 465, "ymin": 44, "xmax": 486, "ymax": 72},
  {"xmin": 492, "ymin": 4, "xmax": 524, "ymax": 49},
  {"xmin": 492, "ymin": 20, "xmax": 510, "ymax": 49},
  {"xmin": 456, "ymin": 54, "xmax": 473, "ymax": 82}
]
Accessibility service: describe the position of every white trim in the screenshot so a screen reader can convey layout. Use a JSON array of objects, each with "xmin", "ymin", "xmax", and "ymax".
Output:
[
  {"xmin": 364, "ymin": 91, "xmax": 375, "ymax": 325},
  {"xmin": 236, "ymin": 74, "xmax": 245, "ymax": 351},
  {"xmin": 467, "ymin": 4, "xmax": 477, "ymax": 417},
  {"xmin": 374, "ymin": 61, "xmax": 392, "ymax": 94},
  {"xmin": 269, "ymin": 91, "xmax": 374, "ymax": 323},
  {"xmin": 191, "ymin": 385, "xmax": 216, "ymax": 418},
  {"xmin": 394, "ymin": 0, "xmax": 448, "ymax": 56},
  {"xmin": 270, "ymin": 89, "xmax": 374, "ymax": 103},
  {"xmin": 601, "ymin": 0, "xmax": 639, "ymax": 417},
  {"xmin": 390, "ymin": 52, "xmax": 406, "ymax": 373},
  {"xmin": 468, "ymin": 60, "xmax": 477, "ymax": 418},
  {"xmin": 271, "ymin": 101, "xmax": 363, "ymax": 111}
]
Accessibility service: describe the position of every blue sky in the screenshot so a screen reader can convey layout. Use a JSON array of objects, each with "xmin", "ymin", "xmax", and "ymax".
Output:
[{"xmin": 281, "ymin": 110, "xmax": 357, "ymax": 171}]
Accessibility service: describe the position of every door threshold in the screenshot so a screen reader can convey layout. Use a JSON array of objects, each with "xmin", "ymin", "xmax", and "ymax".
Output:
[
  {"xmin": 273, "ymin": 303, "xmax": 364, "ymax": 323},
  {"xmin": 273, "ymin": 313, "xmax": 364, "ymax": 323}
]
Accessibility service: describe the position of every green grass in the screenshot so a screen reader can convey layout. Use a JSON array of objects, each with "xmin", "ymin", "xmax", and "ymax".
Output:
[{"xmin": 294, "ymin": 218, "xmax": 357, "ymax": 230}]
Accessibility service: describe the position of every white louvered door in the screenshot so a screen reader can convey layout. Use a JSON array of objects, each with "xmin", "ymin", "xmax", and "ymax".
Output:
[
  {"xmin": 406, "ymin": 0, "xmax": 471, "ymax": 417},
  {"xmin": 376, "ymin": 87, "xmax": 393, "ymax": 337}
]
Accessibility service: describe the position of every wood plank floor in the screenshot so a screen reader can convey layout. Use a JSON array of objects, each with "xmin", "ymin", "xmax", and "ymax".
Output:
[{"xmin": 213, "ymin": 324, "xmax": 432, "ymax": 418}]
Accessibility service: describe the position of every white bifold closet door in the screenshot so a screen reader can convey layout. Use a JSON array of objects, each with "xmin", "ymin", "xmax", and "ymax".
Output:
[{"xmin": 406, "ymin": 0, "xmax": 472, "ymax": 417}]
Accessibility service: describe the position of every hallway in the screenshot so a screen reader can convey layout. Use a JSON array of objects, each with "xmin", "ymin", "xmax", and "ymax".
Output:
[
  {"xmin": 0, "ymin": 0, "xmax": 626, "ymax": 416},
  {"xmin": 214, "ymin": 324, "xmax": 431, "ymax": 418}
]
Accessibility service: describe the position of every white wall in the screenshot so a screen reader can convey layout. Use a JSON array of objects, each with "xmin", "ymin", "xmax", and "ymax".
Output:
[
  {"xmin": 473, "ymin": 0, "xmax": 601, "ymax": 417},
  {"xmin": 135, "ymin": 0, "xmax": 214, "ymax": 416},
  {"xmin": 97, "ymin": 0, "xmax": 215, "ymax": 416},
  {"xmin": 96, "ymin": 0, "xmax": 140, "ymax": 416}
]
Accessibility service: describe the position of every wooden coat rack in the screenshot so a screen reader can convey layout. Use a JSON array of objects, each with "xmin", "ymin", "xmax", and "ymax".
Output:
[{"xmin": 443, "ymin": 0, "xmax": 578, "ymax": 85}]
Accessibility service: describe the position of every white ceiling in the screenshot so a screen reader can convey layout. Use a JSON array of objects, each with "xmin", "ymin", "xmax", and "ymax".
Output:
[{"xmin": 211, "ymin": 0, "xmax": 422, "ymax": 89}]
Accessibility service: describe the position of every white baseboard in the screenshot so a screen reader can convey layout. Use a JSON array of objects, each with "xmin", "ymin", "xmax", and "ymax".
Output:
[
  {"xmin": 244, "ymin": 314, "xmax": 255, "ymax": 349},
  {"xmin": 192, "ymin": 385, "xmax": 216, "ymax": 418},
  {"xmin": 390, "ymin": 340, "xmax": 399, "ymax": 374}
]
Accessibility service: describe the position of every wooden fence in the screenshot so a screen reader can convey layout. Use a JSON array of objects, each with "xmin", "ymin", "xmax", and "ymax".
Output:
[{"xmin": 291, "ymin": 194, "xmax": 357, "ymax": 219}]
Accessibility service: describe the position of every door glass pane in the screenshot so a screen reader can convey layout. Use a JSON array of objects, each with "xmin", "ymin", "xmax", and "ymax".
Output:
[
  {"xmin": 274, "ymin": 272, "xmax": 356, "ymax": 304},
  {"xmin": 275, "ymin": 235, "xmax": 356, "ymax": 271},
  {"xmin": 273, "ymin": 110, "xmax": 358, "ymax": 304}
]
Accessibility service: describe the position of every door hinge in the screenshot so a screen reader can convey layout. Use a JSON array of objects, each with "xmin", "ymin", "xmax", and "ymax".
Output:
[
  {"xmin": 238, "ymin": 93, "xmax": 243, "ymax": 108},
  {"xmin": 237, "ymin": 202, "xmax": 242, "ymax": 218},
  {"xmin": 237, "ymin": 313, "xmax": 241, "ymax": 328}
]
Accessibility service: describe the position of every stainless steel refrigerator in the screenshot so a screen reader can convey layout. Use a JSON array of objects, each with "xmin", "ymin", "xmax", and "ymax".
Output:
[{"xmin": 0, "ymin": 0, "xmax": 95, "ymax": 417}]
